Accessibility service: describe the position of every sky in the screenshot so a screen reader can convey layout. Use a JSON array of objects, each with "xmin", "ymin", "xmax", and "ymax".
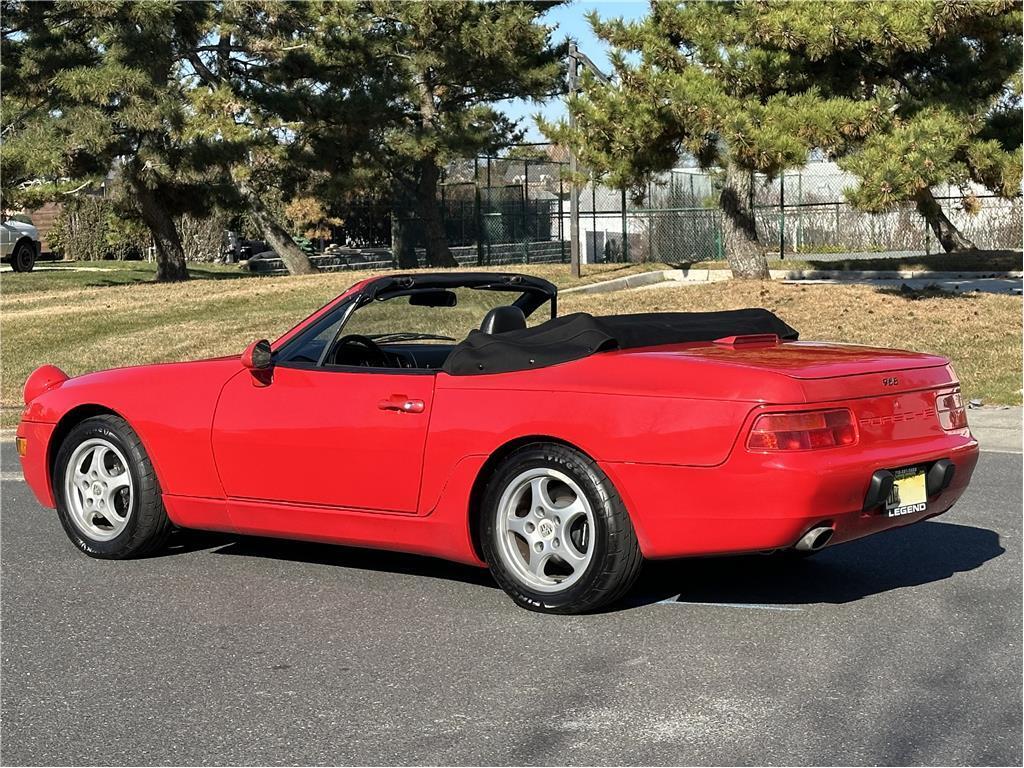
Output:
[{"xmin": 501, "ymin": 0, "xmax": 650, "ymax": 143}]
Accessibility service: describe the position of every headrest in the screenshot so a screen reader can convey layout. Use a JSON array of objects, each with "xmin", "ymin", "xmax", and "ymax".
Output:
[{"xmin": 479, "ymin": 305, "xmax": 527, "ymax": 335}]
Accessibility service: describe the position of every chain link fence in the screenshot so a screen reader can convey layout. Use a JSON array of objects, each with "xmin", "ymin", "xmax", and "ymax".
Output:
[
  {"xmin": 753, "ymin": 163, "xmax": 1023, "ymax": 257},
  {"xmin": 313, "ymin": 154, "xmax": 1020, "ymax": 273}
]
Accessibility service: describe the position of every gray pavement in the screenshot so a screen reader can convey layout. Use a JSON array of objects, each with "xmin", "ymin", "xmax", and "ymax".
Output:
[{"xmin": 1, "ymin": 440, "xmax": 1020, "ymax": 766}]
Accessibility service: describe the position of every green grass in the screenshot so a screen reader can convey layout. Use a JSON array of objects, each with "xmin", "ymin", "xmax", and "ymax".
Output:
[
  {"xmin": 0, "ymin": 259, "xmax": 245, "ymax": 295},
  {"xmin": 0, "ymin": 258, "xmax": 666, "ymax": 297}
]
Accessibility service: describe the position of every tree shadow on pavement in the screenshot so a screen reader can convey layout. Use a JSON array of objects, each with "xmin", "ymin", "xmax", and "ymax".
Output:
[{"xmin": 625, "ymin": 520, "xmax": 1004, "ymax": 609}]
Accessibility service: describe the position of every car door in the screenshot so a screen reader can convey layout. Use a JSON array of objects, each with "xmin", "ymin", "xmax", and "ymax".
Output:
[{"xmin": 211, "ymin": 364, "xmax": 435, "ymax": 514}]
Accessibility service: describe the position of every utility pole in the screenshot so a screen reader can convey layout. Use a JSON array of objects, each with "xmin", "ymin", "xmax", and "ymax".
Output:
[
  {"xmin": 566, "ymin": 42, "xmax": 610, "ymax": 280},
  {"xmin": 567, "ymin": 42, "xmax": 581, "ymax": 279}
]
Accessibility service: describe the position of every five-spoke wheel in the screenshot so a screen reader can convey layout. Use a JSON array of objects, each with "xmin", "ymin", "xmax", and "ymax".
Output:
[
  {"xmin": 496, "ymin": 468, "xmax": 595, "ymax": 592},
  {"xmin": 54, "ymin": 414, "xmax": 171, "ymax": 558},
  {"xmin": 63, "ymin": 438, "xmax": 134, "ymax": 541},
  {"xmin": 481, "ymin": 442, "xmax": 643, "ymax": 613}
]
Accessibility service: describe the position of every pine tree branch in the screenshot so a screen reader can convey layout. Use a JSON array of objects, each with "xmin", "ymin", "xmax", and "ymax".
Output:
[{"xmin": 185, "ymin": 51, "xmax": 222, "ymax": 87}]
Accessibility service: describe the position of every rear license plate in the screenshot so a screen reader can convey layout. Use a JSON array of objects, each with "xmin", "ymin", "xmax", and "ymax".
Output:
[{"xmin": 885, "ymin": 467, "xmax": 927, "ymax": 517}]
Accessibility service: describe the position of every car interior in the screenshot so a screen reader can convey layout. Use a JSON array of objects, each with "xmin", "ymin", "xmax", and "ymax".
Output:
[{"xmin": 276, "ymin": 284, "xmax": 548, "ymax": 372}]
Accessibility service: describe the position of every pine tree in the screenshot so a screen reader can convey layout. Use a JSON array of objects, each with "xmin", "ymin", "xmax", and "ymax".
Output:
[
  {"xmin": 542, "ymin": 2, "xmax": 886, "ymax": 278},
  {"xmin": 298, "ymin": 1, "xmax": 567, "ymax": 268},
  {"xmin": 748, "ymin": 0, "xmax": 1022, "ymax": 252},
  {"xmin": 1, "ymin": 1, "xmax": 223, "ymax": 281},
  {"xmin": 545, "ymin": 1, "xmax": 1021, "ymax": 275},
  {"xmin": 177, "ymin": 1, "xmax": 358, "ymax": 276}
]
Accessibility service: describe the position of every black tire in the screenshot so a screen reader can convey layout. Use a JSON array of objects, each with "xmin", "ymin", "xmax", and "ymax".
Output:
[
  {"xmin": 480, "ymin": 442, "xmax": 643, "ymax": 614},
  {"xmin": 53, "ymin": 415, "xmax": 171, "ymax": 559},
  {"xmin": 10, "ymin": 241, "xmax": 36, "ymax": 272}
]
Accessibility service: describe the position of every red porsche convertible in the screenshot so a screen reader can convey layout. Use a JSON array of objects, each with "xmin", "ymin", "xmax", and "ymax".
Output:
[{"xmin": 17, "ymin": 272, "xmax": 978, "ymax": 613}]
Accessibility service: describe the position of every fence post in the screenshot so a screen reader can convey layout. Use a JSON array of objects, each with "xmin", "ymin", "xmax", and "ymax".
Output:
[
  {"xmin": 523, "ymin": 159, "xmax": 530, "ymax": 263},
  {"xmin": 621, "ymin": 187, "xmax": 628, "ymax": 263},
  {"xmin": 474, "ymin": 157, "xmax": 484, "ymax": 266},
  {"xmin": 486, "ymin": 156, "xmax": 493, "ymax": 265},
  {"xmin": 647, "ymin": 179, "xmax": 654, "ymax": 262},
  {"xmin": 834, "ymin": 202, "xmax": 840, "ymax": 248},
  {"xmin": 779, "ymin": 172, "xmax": 786, "ymax": 260},
  {"xmin": 558, "ymin": 175, "xmax": 565, "ymax": 263},
  {"xmin": 797, "ymin": 172, "xmax": 803, "ymax": 251}
]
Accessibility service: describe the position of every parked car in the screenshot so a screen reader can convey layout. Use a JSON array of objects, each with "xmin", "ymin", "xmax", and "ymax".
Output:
[
  {"xmin": 1, "ymin": 217, "xmax": 41, "ymax": 272},
  {"xmin": 17, "ymin": 272, "xmax": 979, "ymax": 613},
  {"xmin": 221, "ymin": 231, "xmax": 270, "ymax": 264}
]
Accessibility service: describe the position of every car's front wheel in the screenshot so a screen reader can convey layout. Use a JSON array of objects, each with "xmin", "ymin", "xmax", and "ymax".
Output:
[
  {"xmin": 10, "ymin": 241, "xmax": 36, "ymax": 272},
  {"xmin": 54, "ymin": 415, "xmax": 171, "ymax": 558},
  {"xmin": 481, "ymin": 443, "xmax": 643, "ymax": 614}
]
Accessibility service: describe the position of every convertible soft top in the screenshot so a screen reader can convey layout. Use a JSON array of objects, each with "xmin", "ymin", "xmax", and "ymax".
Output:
[{"xmin": 441, "ymin": 309, "xmax": 799, "ymax": 376}]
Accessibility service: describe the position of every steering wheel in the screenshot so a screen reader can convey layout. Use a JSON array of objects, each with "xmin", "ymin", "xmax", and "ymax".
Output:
[{"xmin": 331, "ymin": 334, "xmax": 390, "ymax": 367}]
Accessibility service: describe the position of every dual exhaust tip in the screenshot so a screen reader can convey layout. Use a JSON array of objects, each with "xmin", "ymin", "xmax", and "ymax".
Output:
[{"xmin": 795, "ymin": 525, "xmax": 834, "ymax": 552}]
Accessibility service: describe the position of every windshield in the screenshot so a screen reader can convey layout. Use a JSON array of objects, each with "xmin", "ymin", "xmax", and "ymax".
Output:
[
  {"xmin": 275, "ymin": 283, "xmax": 554, "ymax": 368},
  {"xmin": 344, "ymin": 287, "xmax": 551, "ymax": 343}
]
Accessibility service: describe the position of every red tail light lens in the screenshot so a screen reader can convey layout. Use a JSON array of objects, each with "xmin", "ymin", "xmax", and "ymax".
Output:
[
  {"xmin": 936, "ymin": 391, "xmax": 968, "ymax": 431},
  {"xmin": 747, "ymin": 408, "xmax": 858, "ymax": 451}
]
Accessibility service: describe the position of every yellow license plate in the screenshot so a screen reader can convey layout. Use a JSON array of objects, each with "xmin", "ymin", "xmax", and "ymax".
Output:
[{"xmin": 886, "ymin": 467, "xmax": 927, "ymax": 517}]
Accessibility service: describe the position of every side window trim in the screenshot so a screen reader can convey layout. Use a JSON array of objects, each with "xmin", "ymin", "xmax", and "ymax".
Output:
[
  {"xmin": 315, "ymin": 298, "xmax": 362, "ymax": 368},
  {"xmin": 275, "ymin": 360, "xmax": 438, "ymax": 376}
]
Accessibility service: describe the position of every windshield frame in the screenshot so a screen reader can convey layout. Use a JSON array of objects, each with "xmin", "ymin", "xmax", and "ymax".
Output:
[{"xmin": 272, "ymin": 272, "xmax": 558, "ymax": 370}]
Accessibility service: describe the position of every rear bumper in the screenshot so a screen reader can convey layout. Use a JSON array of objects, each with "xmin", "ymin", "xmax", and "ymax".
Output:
[{"xmin": 602, "ymin": 435, "xmax": 979, "ymax": 559}]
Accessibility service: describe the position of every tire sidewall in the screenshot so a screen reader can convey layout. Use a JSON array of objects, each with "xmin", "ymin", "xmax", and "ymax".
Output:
[
  {"xmin": 481, "ymin": 445, "xmax": 615, "ymax": 612},
  {"xmin": 54, "ymin": 418, "xmax": 148, "ymax": 558},
  {"xmin": 12, "ymin": 243, "xmax": 35, "ymax": 272}
]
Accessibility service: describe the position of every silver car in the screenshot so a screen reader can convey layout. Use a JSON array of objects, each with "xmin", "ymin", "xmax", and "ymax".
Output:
[{"xmin": 1, "ymin": 217, "xmax": 41, "ymax": 272}]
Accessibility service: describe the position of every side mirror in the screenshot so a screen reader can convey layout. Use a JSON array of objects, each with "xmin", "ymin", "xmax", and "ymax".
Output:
[{"xmin": 241, "ymin": 339, "xmax": 273, "ymax": 370}]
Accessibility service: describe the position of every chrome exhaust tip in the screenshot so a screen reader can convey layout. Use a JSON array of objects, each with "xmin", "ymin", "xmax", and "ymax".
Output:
[{"xmin": 795, "ymin": 525, "xmax": 834, "ymax": 552}]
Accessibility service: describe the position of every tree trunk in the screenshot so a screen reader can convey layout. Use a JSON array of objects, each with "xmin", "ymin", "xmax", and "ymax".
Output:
[
  {"xmin": 237, "ymin": 181, "xmax": 317, "ymax": 275},
  {"xmin": 719, "ymin": 165, "xmax": 770, "ymax": 279},
  {"xmin": 133, "ymin": 181, "xmax": 189, "ymax": 282},
  {"xmin": 416, "ymin": 157, "xmax": 456, "ymax": 268},
  {"xmin": 391, "ymin": 208, "xmax": 418, "ymax": 269},
  {"xmin": 915, "ymin": 187, "xmax": 976, "ymax": 253}
]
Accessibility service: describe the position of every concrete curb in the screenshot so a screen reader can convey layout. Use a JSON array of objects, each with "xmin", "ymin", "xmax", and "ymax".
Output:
[
  {"xmin": 965, "ymin": 406, "xmax": 1023, "ymax": 454},
  {"xmin": 565, "ymin": 268, "xmax": 1024, "ymax": 295},
  {"xmin": 563, "ymin": 270, "xmax": 670, "ymax": 294}
]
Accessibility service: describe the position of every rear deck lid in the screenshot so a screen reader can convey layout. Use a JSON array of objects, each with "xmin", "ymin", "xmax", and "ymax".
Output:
[{"xmin": 673, "ymin": 340, "xmax": 948, "ymax": 380}]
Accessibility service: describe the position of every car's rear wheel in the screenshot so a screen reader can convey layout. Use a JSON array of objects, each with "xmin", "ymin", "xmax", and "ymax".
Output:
[
  {"xmin": 10, "ymin": 241, "xmax": 36, "ymax": 272},
  {"xmin": 54, "ymin": 415, "xmax": 171, "ymax": 558},
  {"xmin": 481, "ymin": 443, "xmax": 643, "ymax": 614}
]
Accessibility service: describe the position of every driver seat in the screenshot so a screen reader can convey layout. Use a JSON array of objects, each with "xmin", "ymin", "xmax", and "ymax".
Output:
[{"xmin": 479, "ymin": 305, "xmax": 526, "ymax": 335}]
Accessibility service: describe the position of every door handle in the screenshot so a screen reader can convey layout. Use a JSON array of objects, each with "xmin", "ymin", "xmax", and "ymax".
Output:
[{"xmin": 377, "ymin": 395, "xmax": 425, "ymax": 413}]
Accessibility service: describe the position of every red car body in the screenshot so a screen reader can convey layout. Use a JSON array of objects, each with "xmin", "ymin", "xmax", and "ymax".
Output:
[{"xmin": 17, "ymin": 274, "xmax": 979, "ymax": 568}]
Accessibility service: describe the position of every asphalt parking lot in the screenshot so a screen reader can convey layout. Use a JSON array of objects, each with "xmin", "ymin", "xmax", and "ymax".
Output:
[{"xmin": 1, "ymin": 441, "xmax": 1020, "ymax": 766}]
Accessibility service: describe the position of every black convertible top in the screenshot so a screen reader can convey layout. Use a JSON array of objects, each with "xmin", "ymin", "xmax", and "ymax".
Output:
[{"xmin": 441, "ymin": 309, "xmax": 799, "ymax": 376}]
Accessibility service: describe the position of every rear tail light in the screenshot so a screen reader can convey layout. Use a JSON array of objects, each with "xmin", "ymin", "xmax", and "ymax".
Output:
[
  {"xmin": 935, "ymin": 390, "xmax": 968, "ymax": 431},
  {"xmin": 747, "ymin": 408, "xmax": 858, "ymax": 451}
]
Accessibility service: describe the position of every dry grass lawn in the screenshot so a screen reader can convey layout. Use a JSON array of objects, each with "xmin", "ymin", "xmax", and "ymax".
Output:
[{"xmin": 2, "ymin": 261, "xmax": 1020, "ymax": 426}]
